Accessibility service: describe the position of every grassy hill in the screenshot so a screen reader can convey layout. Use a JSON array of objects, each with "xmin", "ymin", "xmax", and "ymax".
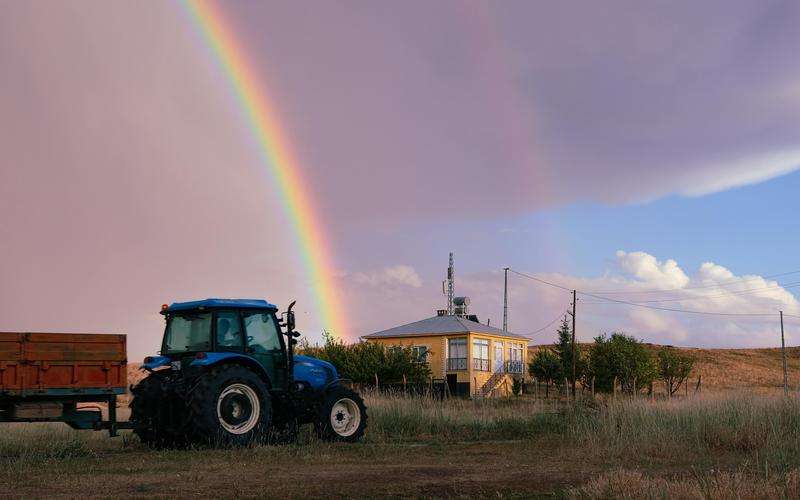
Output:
[{"xmin": 529, "ymin": 344, "xmax": 800, "ymax": 394}]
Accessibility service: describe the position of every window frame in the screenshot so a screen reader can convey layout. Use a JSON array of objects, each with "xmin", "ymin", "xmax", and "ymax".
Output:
[
  {"xmin": 241, "ymin": 310, "xmax": 285, "ymax": 354},
  {"xmin": 472, "ymin": 338, "xmax": 490, "ymax": 371},
  {"xmin": 213, "ymin": 309, "xmax": 246, "ymax": 353}
]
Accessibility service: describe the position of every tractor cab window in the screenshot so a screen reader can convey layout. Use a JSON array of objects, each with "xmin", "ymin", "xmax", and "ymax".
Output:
[
  {"xmin": 243, "ymin": 312, "xmax": 281, "ymax": 354},
  {"xmin": 163, "ymin": 313, "xmax": 212, "ymax": 354},
  {"xmin": 216, "ymin": 312, "xmax": 243, "ymax": 350}
]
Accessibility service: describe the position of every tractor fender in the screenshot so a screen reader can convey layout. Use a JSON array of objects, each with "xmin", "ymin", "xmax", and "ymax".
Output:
[
  {"xmin": 190, "ymin": 353, "xmax": 272, "ymax": 388},
  {"xmin": 141, "ymin": 355, "xmax": 171, "ymax": 371}
]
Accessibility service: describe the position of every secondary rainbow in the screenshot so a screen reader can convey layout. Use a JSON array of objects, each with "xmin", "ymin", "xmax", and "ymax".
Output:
[{"xmin": 181, "ymin": 0, "xmax": 347, "ymax": 337}]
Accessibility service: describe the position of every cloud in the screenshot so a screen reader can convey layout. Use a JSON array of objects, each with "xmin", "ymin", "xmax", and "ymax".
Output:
[
  {"xmin": 207, "ymin": 1, "xmax": 800, "ymax": 225},
  {"xmin": 350, "ymin": 265, "xmax": 423, "ymax": 288},
  {"xmin": 342, "ymin": 251, "xmax": 800, "ymax": 348}
]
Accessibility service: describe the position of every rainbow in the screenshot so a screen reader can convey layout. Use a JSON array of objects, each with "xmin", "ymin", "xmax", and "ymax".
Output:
[{"xmin": 181, "ymin": 0, "xmax": 347, "ymax": 338}]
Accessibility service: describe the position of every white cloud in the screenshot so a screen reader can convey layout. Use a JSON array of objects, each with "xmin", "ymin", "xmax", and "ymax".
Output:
[{"xmin": 350, "ymin": 265, "xmax": 423, "ymax": 288}]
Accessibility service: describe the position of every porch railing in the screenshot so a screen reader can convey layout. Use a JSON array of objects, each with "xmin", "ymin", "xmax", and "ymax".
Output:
[
  {"xmin": 447, "ymin": 357, "xmax": 467, "ymax": 371},
  {"xmin": 472, "ymin": 358, "xmax": 489, "ymax": 371},
  {"xmin": 506, "ymin": 360, "xmax": 525, "ymax": 374}
]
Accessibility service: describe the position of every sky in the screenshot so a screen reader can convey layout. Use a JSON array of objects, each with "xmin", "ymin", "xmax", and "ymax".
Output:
[{"xmin": 2, "ymin": 1, "xmax": 800, "ymax": 358}]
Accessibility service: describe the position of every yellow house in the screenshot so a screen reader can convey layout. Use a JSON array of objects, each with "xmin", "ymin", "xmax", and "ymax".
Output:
[{"xmin": 362, "ymin": 312, "xmax": 528, "ymax": 397}]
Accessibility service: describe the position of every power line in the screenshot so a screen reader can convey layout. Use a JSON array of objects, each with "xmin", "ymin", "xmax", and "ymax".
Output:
[
  {"xmin": 577, "ymin": 289, "xmax": 779, "ymax": 317},
  {"xmin": 508, "ymin": 267, "xmax": 785, "ymax": 317},
  {"xmin": 580, "ymin": 269, "xmax": 800, "ymax": 295},
  {"xmin": 526, "ymin": 309, "xmax": 570, "ymax": 336},
  {"xmin": 596, "ymin": 280, "xmax": 800, "ymax": 304}
]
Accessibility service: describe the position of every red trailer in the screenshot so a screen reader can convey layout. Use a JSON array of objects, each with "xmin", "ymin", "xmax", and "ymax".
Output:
[{"xmin": 0, "ymin": 332, "xmax": 130, "ymax": 435}]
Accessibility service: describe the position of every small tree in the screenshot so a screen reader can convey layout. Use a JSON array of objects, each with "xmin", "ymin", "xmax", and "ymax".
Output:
[
  {"xmin": 657, "ymin": 347, "xmax": 694, "ymax": 396},
  {"xmin": 587, "ymin": 333, "xmax": 658, "ymax": 394},
  {"xmin": 529, "ymin": 349, "xmax": 561, "ymax": 397},
  {"xmin": 552, "ymin": 316, "xmax": 586, "ymax": 387}
]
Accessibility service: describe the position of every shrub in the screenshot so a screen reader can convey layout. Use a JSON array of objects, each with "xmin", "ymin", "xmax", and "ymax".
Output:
[
  {"xmin": 657, "ymin": 347, "xmax": 694, "ymax": 395},
  {"xmin": 529, "ymin": 349, "xmax": 561, "ymax": 397},
  {"xmin": 298, "ymin": 332, "xmax": 431, "ymax": 386},
  {"xmin": 587, "ymin": 333, "xmax": 657, "ymax": 393}
]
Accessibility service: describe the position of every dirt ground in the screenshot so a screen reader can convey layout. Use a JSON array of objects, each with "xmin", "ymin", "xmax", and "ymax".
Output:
[{"xmin": 0, "ymin": 433, "xmax": 719, "ymax": 498}]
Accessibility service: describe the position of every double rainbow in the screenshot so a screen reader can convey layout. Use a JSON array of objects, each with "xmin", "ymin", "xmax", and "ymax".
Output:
[{"xmin": 182, "ymin": 0, "xmax": 346, "ymax": 338}]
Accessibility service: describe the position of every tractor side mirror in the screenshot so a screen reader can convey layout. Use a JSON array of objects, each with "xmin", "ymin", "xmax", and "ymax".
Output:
[{"xmin": 286, "ymin": 311, "xmax": 296, "ymax": 332}]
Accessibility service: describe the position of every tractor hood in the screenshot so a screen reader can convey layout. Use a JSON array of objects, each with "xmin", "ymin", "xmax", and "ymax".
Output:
[{"xmin": 293, "ymin": 355, "xmax": 338, "ymax": 390}]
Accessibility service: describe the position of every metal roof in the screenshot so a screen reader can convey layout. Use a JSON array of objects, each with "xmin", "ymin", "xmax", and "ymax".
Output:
[
  {"xmin": 362, "ymin": 315, "xmax": 529, "ymax": 341},
  {"xmin": 165, "ymin": 298, "xmax": 278, "ymax": 313}
]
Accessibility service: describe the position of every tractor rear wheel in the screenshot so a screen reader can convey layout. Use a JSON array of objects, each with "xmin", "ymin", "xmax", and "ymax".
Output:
[
  {"xmin": 188, "ymin": 365, "xmax": 271, "ymax": 446},
  {"xmin": 129, "ymin": 372, "xmax": 188, "ymax": 448},
  {"xmin": 315, "ymin": 385, "xmax": 367, "ymax": 442}
]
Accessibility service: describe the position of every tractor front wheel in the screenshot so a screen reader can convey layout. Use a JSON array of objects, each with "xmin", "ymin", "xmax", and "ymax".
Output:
[
  {"xmin": 315, "ymin": 386, "xmax": 367, "ymax": 442},
  {"xmin": 188, "ymin": 365, "xmax": 271, "ymax": 446},
  {"xmin": 129, "ymin": 372, "xmax": 188, "ymax": 448}
]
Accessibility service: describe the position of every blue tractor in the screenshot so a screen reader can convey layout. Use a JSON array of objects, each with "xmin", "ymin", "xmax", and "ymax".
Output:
[{"xmin": 130, "ymin": 299, "xmax": 366, "ymax": 447}]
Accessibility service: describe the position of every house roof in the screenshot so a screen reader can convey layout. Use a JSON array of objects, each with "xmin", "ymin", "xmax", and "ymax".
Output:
[{"xmin": 362, "ymin": 315, "xmax": 529, "ymax": 341}]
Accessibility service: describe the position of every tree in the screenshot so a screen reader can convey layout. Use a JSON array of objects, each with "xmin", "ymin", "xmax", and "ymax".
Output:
[
  {"xmin": 657, "ymin": 347, "xmax": 694, "ymax": 395},
  {"xmin": 528, "ymin": 349, "xmax": 561, "ymax": 397},
  {"xmin": 552, "ymin": 316, "xmax": 586, "ymax": 387},
  {"xmin": 587, "ymin": 333, "xmax": 658, "ymax": 394}
]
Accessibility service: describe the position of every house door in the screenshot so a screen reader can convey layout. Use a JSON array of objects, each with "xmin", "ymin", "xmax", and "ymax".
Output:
[
  {"xmin": 494, "ymin": 342, "xmax": 504, "ymax": 372},
  {"xmin": 446, "ymin": 374, "xmax": 458, "ymax": 396}
]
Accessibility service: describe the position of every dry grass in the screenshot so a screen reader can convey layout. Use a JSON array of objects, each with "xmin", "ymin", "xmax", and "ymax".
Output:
[
  {"xmin": 3, "ymin": 392, "xmax": 800, "ymax": 497},
  {"xmin": 570, "ymin": 468, "xmax": 800, "ymax": 499}
]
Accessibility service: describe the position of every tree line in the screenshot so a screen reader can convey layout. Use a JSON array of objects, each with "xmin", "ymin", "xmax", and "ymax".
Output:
[
  {"xmin": 528, "ymin": 317, "xmax": 694, "ymax": 396},
  {"xmin": 298, "ymin": 332, "xmax": 432, "ymax": 386}
]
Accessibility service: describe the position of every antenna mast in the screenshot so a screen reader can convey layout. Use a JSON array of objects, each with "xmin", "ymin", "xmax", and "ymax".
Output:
[{"xmin": 447, "ymin": 252, "xmax": 455, "ymax": 315}]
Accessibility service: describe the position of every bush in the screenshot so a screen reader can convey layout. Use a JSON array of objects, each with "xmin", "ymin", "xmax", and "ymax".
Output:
[
  {"xmin": 529, "ymin": 349, "xmax": 561, "ymax": 396},
  {"xmin": 298, "ymin": 332, "xmax": 431, "ymax": 386},
  {"xmin": 657, "ymin": 347, "xmax": 694, "ymax": 395},
  {"xmin": 587, "ymin": 333, "xmax": 657, "ymax": 393}
]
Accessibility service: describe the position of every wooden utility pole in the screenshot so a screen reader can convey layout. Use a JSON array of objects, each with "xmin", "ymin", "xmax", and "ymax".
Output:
[
  {"xmin": 781, "ymin": 311, "xmax": 788, "ymax": 396},
  {"xmin": 570, "ymin": 290, "xmax": 577, "ymax": 399}
]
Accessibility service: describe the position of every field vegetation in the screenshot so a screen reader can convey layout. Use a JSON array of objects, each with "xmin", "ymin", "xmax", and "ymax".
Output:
[{"xmin": 2, "ymin": 391, "xmax": 800, "ymax": 497}]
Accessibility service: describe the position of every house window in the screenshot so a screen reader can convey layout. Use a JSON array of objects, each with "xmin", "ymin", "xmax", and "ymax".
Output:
[
  {"xmin": 447, "ymin": 338, "xmax": 467, "ymax": 370},
  {"xmin": 508, "ymin": 342, "xmax": 524, "ymax": 373},
  {"xmin": 411, "ymin": 345, "xmax": 428, "ymax": 363},
  {"xmin": 472, "ymin": 338, "xmax": 489, "ymax": 371}
]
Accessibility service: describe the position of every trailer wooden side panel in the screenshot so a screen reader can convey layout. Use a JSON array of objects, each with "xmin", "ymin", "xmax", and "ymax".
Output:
[{"xmin": 0, "ymin": 333, "xmax": 127, "ymax": 396}]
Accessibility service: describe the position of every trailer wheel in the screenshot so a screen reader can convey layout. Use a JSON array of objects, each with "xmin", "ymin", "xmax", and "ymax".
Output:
[
  {"xmin": 188, "ymin": 365, "xmax": 271, "ymax": 446},
  {"xmin": 130, "ymin": 372, "xmax": 188, "ymax": 448},
  {"xmin": 315, "ymin": 385, "xmax": 367, "ymax": 442}
]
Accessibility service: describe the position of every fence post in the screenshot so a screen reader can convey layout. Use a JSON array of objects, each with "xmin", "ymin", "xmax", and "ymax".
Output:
[
  {"xmin": 685, "ymin": 378, "xmax": 689, "ymax": 398},
  {"xmin": 649, "ymin": 382, "xmax": 654, "ymax": 401},
  {"xmin": 591, "ymin": 376, "xmax": 595, "ymax": 398},
  {"xmin": 613, "ymin": 376, "xmax": 618, "ymax": 400},
  {"xmin": 633, "ymin": 377, "xmax": 637, "ymax": 399},
  {"xmin": 374, "ymin": 373, "xmax": 379, "ymax": 389},
  {"xmin": 695, "ymin": 375, "xmax": 701, "ymax": 394},
  {"xmin": 564, "ymin": 377, "xmax": 569, "ymax": 397},
  {"xmin": 666, "ymin": 380, "xmax": 671, "ymax": 400},
  {"xmin": 403, "ymin": 373, "xmax": 407, "ymax": 393}
]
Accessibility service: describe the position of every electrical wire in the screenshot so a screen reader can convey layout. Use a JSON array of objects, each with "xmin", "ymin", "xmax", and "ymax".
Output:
[
  {"xmin": 526, "ymin": 309, "xmax": 570, "ymax": 336},
  {"xmin": 508, "ymin": 267, "xmax": 785, "ymax": 317},
  {"xmin": 579, "ymin": 269, "xmax": 800, "ymax": 295}
]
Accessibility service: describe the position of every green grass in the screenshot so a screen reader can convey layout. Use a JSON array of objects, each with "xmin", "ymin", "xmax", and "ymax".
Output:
[{"xmin": 2, "ymin": 393, "xmax": 800, "ymax": 497}]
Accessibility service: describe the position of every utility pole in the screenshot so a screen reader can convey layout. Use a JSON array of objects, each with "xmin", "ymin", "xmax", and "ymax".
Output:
[
  {"xmin": 503, "ymin": 267, "xmax": 509, "ymax": 331},
  {"xmin": 568, "ymin": 290, "xmax": 577, "ymax": 399},
  {"xmin": 781, "ymin": 310, "xmax": 788, "ymax": 396}
]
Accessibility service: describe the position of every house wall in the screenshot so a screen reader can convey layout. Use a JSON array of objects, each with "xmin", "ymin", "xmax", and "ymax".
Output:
[{"xmin": 365, "ymin": 330, "xmax": 527, "ymax": 396}]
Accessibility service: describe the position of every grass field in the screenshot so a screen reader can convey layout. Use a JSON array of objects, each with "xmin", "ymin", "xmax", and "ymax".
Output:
[{"xmin": 2, "ymin": 392, "xmax": 800, "ymax": 498}]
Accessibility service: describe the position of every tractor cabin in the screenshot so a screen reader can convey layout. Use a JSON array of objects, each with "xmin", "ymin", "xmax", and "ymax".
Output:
[{"xmin": 362, "ymin": 310, "xmax": 528, "ymax": 397}]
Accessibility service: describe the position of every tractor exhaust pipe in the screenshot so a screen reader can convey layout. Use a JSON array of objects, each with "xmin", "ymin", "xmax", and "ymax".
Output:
[{"xmin": 282, "ymin": 301, "xmax": 300, "ymax": 385}]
